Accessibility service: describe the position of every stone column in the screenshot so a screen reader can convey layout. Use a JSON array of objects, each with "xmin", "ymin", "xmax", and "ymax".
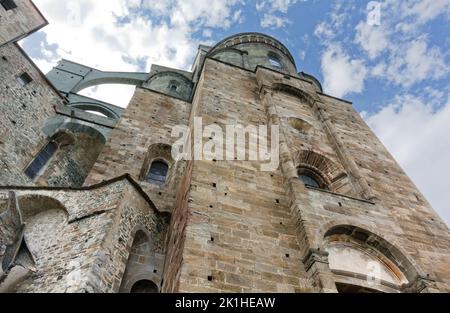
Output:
[
  {"xmin": 259, "ymin": 86, "xmax": 338, "ymax": 293},
  {"xmin": 311, "ymin": 101, "xmax": 377, "ymax": 201}
]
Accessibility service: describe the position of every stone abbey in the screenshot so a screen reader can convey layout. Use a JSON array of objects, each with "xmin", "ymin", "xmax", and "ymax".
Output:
[{"xmin": 1, "ymin": 0, "xmax": 449, "ymax": 293}]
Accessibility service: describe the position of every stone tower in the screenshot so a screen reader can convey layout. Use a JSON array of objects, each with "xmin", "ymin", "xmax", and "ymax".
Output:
[{"xmin": 1, "ymin": 1, "xmax": 450, "ymax": 293}]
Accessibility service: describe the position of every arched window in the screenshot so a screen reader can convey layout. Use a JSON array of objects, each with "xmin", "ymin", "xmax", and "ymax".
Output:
[
  {"xmin": 25, "ymin": 141, "xmax": 58, "ymax": 180},
  {"xmin": 298, "ymin": 167, "xmax": 326, "ymax": 189},
  {"xmin": 168, "ymin": 80, "xmax": 180, "ymax": 92},
  {"xmin": 299, "ymin": 174, "xmax": 320, "ymax": 188},
  {"xmin": 147, "ymin": 161, "xmax": 169, "ymax": 184},
  {"xmin": 130, "ymin": 280, "xmax": 159, "ymax": 293},
  {"xmin": 268, "ymin": 53, "xmax": 283, "ymax": 69}
]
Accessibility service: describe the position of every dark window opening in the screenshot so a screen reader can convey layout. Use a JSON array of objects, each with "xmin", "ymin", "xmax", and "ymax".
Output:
[
  {"xmin": 25, "ymin": 141, "xmax": 57, "ymax": 180},
  {"xmin": 298, "ymin": 168, "xmax": 327, "ymax": 190},
  {"xmin": 130, "ymin": 280, "xmax": 158, "ymax": 293},
  {"xmin": 168, "ymin": 80, "xmax": 180, "ymax": 93},
  {"xmin": 1, "ymin": 0, "xmax": 17, "ymax": 11},
  {"xmin": 16, "ymin": 72, "xmax": 33, "ymax": 86},
  {"xmin": 147, "ymin": 161, "xmax": 169, "ymax": 184},
  {"xmin": 268, "ymin": 54, "xmax": 282, "ymax": 69},
  {"xmin": 300, "ymin": 174, "xmax": 320, "ymax": 188}
]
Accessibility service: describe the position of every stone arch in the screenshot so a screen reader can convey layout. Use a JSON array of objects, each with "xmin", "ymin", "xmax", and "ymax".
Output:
[
  {"xmin": 47, "ymin": 59, "xmax": 149, "ymax": 96},
  {"xmin": 293, "ymin": 150, "xmax": 347, "ymax": 191},
  {"xmin": 144, "ymin": 71, "xmax": 193, "ymax": 101},
  {"xmin": 210, "ymin": 47, "xmax": 246, "ymax": 68},
  {"xmin": 140, "ymin": 143, "xmax": 175, "ymax": 185},
  {"xmin": 24, "ymin": 133, "xmax": 71, "ymax": 181},
  {"xmin": 119, "ymin": 227, "xmax": 162, "ymax": 293},
  {"xmin": 50, "ymin": 122, "xmax": 107, "ymax": 144},
  {"xmin": 267, "ymin": 51, "xmax": 284, "ymax": 69},
  {"xmin": 287, "ymin": 117, "xmax": 314, "ymax": 135},
  {"xmin": 130, "ymin": 279, "xmax": 159, "ymax": 293},
  {"xmin": 37, "ymin": 123, "xmax": 107, "ymax": 187},
  {"xmin": 320, "ymin": 223, "xmax": 428, "ymax": 292},
  {"xmin": 16, "ymin": 195, "xmax": 69, "ymax": 268},
  {"xmin": 272, "ymin": 83, "xmax": 317, "ymax": 107},
  {"xmin": 17, "ymin": 194, "xmax": 69, "ymax": 224},
  {"xmin": 69, "ymin": 103, "xmax": 120, "ymax": 119}
]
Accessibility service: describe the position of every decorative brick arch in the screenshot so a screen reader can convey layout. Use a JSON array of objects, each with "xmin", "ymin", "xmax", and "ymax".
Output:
[
  {"xmin": 293, "ymin": 150, "xmax": 347, "ymax": 189},
  {"xmin": 316, "ymin": 222, "xmax": 434, "ymax": 293}
]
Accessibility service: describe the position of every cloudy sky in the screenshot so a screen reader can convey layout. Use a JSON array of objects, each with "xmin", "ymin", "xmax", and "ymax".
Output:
[{"xmin": 20, "ymin": 0, "xmax": 450, "ymax": 225}]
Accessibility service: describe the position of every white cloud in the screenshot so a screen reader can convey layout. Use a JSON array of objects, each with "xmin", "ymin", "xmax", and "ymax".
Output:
[
  {"xmin": 256, "ymin": 0, "xmax": 302, "ymax": 13},
  {"xmin": 315, "ymin": 0, "xmax": 450, "ymax": 96},
  {"xmin": 372, "ymin": 36, "xmax": 448, "ymax": 87},
  {"xmin": 21, "ymin": 0, "xmax": 244, "ymax": 107},
  {"xmin": 395, "ymin": 0, "xmax": 450, "ymax": 33},
  {"xmin": 355, "ymin": 22, "xmax": 389, "ymax": 59},
  {"xmin": 257, "ymin": 0, "xmax": 305, "ymax": 29},
  {"xmin": 321, "ymin": 44, "xmax": 367, "ymax": 98},
  {"xmin": 260, "ymin": 14, "xmax": 291, "ymax": 29},
  {"xmin": 314, "ymin": 21, "xmax": 334, "ymax": 40},
  {"xmin": 364, "ymin": 92, "xmax": 450, "ymax": 226}
]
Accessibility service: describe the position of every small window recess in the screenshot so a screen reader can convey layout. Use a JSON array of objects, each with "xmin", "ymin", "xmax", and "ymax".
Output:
[
  {"xmin": 1, "ymin": 0, "xmax": 18, "ymax": 11},
  {"xmin": 16, "ymin": 72, "xmax": 33, "ymax": 86}
]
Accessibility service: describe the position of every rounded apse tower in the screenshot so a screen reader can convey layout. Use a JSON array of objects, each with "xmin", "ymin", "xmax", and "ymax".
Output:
[
  {"xmin": 206, "ymin": 32, "xmax": 298, "ymax": 76},
  {"xmin": 203, "ymin": 32, "xmax": 323, "ymax": 92}
]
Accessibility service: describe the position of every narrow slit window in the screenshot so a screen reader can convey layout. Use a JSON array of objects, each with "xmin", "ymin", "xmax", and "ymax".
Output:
[
  {"xmin": 147, "ymin": 161, "xmax": 169, "ymax": 184},
  {"xmin": 1, "ymin": 0, "xmax": 17, "ymax": 11},
  {"xmin": 25, "ymin": 141, "xmax": 57, "ymax": 180}
]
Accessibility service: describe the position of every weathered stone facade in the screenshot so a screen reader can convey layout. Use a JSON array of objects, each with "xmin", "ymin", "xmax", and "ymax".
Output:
[
  {"xmin": 0, "ymin": 0, "xmax": 46, "ymax": 47},
  {"xmin": 1, "ymin": 2, "xmax": 449, "ymax": 293}
]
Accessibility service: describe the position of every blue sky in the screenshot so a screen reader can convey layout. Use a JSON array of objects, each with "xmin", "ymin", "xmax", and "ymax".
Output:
[{"xmin": 21, "ymin": 0, "xmax": 450, "ymax": 225}]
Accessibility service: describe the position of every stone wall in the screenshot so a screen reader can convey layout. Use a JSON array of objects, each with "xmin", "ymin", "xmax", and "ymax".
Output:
[
  {"xmin": 166, "ymin": 59, "xmax": 313, "ymax": 292},
  {"xmin": 162, "ymin": 58, "xmax": 450, "ymax": 293},
  {"xmin": 0, "ymin": 43, "xmax": 63, "ymax": 186},
  {"xmin": 0, "ymin": 177, "xmax": 169, "ymax": 293},
  {"xmin": 37, "ymin": 131, "xmax": 105, "ymax": 187},
  {"xmin": 86, "ymin": 88, "xmax": 192, "ymax": 213},
  {"xmin": 0, "ymin": 0, "xmax": 46, "ymax": 47}
]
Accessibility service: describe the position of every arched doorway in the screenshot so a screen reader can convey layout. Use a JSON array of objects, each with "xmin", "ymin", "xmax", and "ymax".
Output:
[
  {"xmin": 324, "ymin": 225, "xmax": 412, "ymax": 293},
  {"xmin": 119, "ymin": 229, "xmax": 164, "ymax": 293},
  {"xmin": 130, "ymin": 280, "xmax": 158, "ymax": 293}
]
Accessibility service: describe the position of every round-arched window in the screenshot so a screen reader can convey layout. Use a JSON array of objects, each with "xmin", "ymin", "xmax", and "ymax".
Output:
[
  {"xmin": 298, "ymin": 167, "xmax": 326, "ymax": 189},
  {"xmin": 168, "ymin": 80, "xmax": 180, "ymax": 92},
  {"xmin": 299, "ymin": 174, "xmax": 320, "ymax": 188},
  {"xmin": 147, "ymin": 161, "xmax": 169, "ymax": 184},
  {"xmin": 268, "ymin": 53, "xmax": 283, "ymax": 69}
]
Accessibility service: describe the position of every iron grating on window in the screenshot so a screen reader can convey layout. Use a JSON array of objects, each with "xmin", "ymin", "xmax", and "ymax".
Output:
[
  {"xmin": 25, "ymin": 142, "xmax": 57, "ymax": 180},
  {"xmin": 147, "ymin": 161, "xmax": 169, "ymax": 184},
  {"xmin": 1, "ymin": 0, "xmax": 18, "ymax": 11}
]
